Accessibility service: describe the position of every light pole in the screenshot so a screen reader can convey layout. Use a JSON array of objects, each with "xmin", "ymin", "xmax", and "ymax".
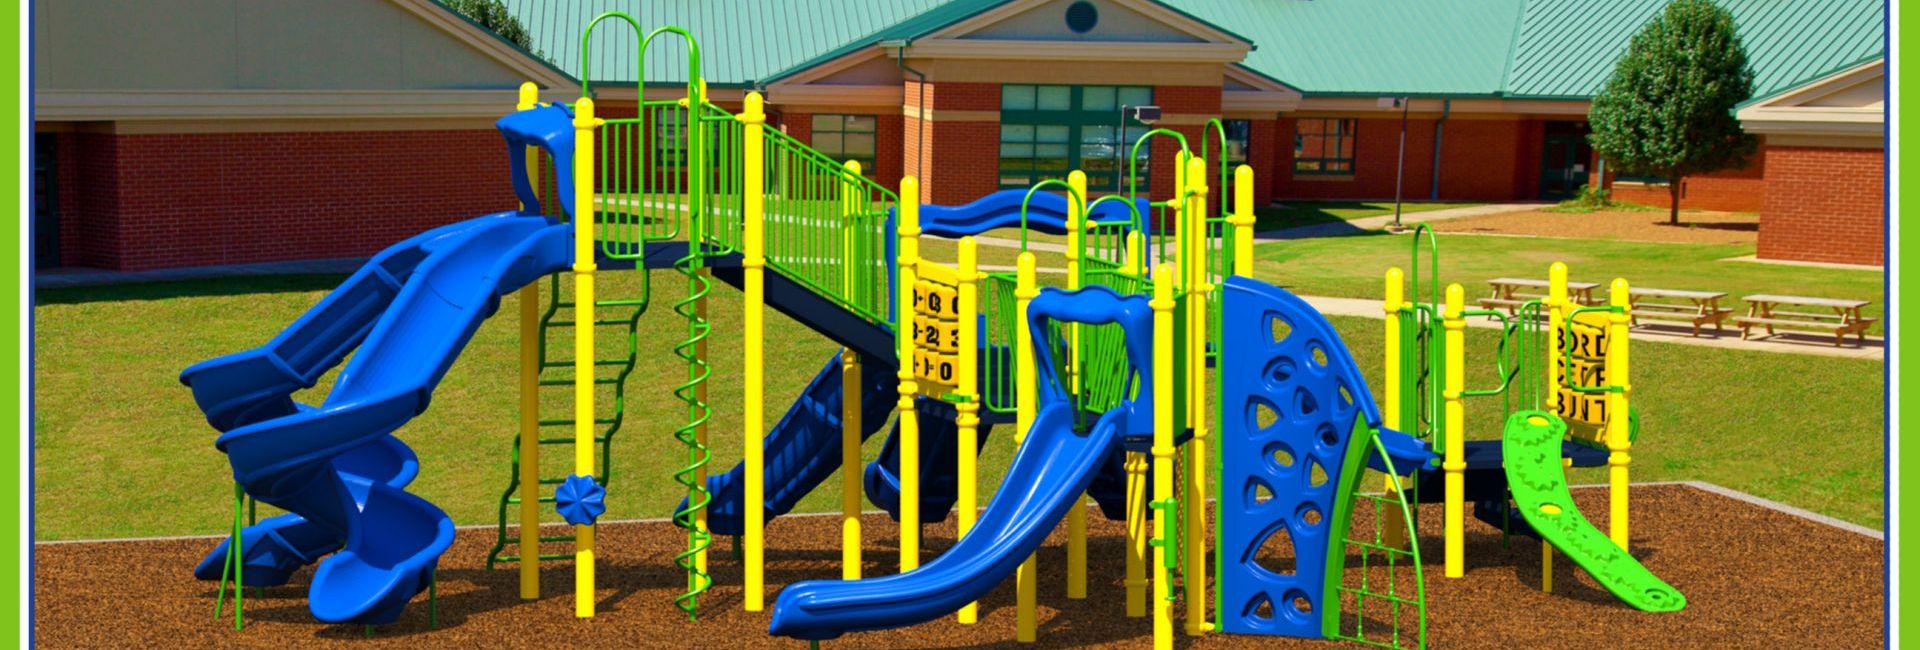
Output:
[
  {"xmin": 1384, "ymin": 96, "xmax": 1410, "ymax": 231},
  {"xmin": 1114, "ymin": 104, "xmax": 1161, "ymax": 192}
]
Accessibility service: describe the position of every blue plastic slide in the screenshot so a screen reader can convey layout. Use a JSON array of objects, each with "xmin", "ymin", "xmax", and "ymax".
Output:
[
  {"xmin": 770, "ymin": 285, "xmax": 1154, "ymax": 640},
  {"xmin": 182, "ymin": 212, "xmax": 572, "ymax": 624},
  {"xmin": 686, "ymin": 351, "xmax": 897, "ymax": 536}
]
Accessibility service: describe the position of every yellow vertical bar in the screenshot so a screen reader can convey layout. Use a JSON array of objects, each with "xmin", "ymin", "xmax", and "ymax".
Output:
[
  {"xmin": 1381, "ymin": 267, "xmax": 1407, "ymax": 549},
  {"xmin": 955, "ymin": 238, "xmax": 981, "ymax": 624},
  {"xmin": 570, "ymin": 97, "xmax": 598, "ymax": 619},
  {"xmin": 1064, "ymin": 170, "xmax": 1088, "ymax": 602},
  {"xmin": 1547, "ymin": 263, "xmax": 1567, "ymax": 413},
  {"xmin": 741, "ymin": 93, "xmax": 768, "ymax": 611},
  {"xmin": 1151, "ymin": 263, "xmax": 1177, "ymax": 650},
  {"xmin": 1123, "ymin": 229, "xmax": 1147, "ymax": 618},
  {"xmin": 1229, "ymin": 164, "xmax": 1255, "ymax": 276},
  {"xmin": 1441, "ymin": 283, "xmax": 1465, "ymax": 579},
  {"xmin": 842, "ymin": 160, "xmax": 863, "ymax": 299},
  {"xmin": 1013, "ymin": 251, "xmax": 1038, "ymax": 643},
  {"xmin": 898, "ymin": 177, "xmax": 924, "ymax": 574},
  {"xmin": 1181, "ymin": 155, "xmax": 1209, "ymax": 636},
  {"xmin": 515, "ymin": 82, "xmax": 542, "ymax": 602},
  {"xmin": 1607, "ymin": 278, "xmax": 1631, "ymax": 549},
  {"xmin": 695, "ymin": 274, "xmax": 711, "ymax": 583},
  {"xmin": 841, "ymin": 348, "xmax": 863, "ymax": 580},
  {"xmin": 1542, "ymin": 541, "xmax": 1554, "ymax": 592}
]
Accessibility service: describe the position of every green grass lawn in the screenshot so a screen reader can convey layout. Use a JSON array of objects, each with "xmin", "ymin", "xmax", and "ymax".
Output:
[
  {"xmin": 1255, "ymin": 201, "xmax": 1473, "ymax": 231},
  {"xmin": 33, "ymin": 259, "xmax": 1884, "ymax": 539},
  {"xmin": 1252, "ymin": 231, "xmax": 1885, "ymax": 334}
]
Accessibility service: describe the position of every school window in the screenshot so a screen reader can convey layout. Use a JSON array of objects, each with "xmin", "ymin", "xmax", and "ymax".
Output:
[
  {"xmin": 1222, "ymin": 119, "xmax": 1251, "ymax": 165},
  {"xmin": 1294, "ymin": 118, "xmax": 1356, "ymax": 175},
  {"xmin": 999, "ymin": 84, "xmax": 1152, "ymax": 190},
  {"xmin": 811, "ymin": 114, "xmax": 878, "ymax": 172},
  {"xmin": 654, "ymin": 110, "xmax": 687, "ymax": 169}
]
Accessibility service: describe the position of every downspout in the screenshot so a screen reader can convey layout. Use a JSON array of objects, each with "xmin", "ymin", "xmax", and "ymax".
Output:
[
  {"xmin": 882, "ymin": 39, "xmax": 929, "ymax": 182},
  {"xmin": 1430, "ymin": 99, "xmax": 1450, "ymax": 200}
]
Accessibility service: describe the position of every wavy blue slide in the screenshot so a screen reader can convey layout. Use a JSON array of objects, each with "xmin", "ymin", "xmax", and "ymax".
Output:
[
  {"xmin": 182, "ymin": 212, "xmax": 572, "ymax": 624},
  {"xmin": 770, "ymin": 285, "xmax": 1154, "ymax": 640}
]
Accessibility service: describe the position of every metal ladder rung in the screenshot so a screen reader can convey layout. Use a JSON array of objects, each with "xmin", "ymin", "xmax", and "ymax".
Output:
[
  {"xmin": 543, "ymin": 319, "xmax": 636, "ymax": 327},
  {"xmin": 540, "ymin": 359, "xmax": 630, "ymax": 370},
  {"xmin": 537, "ymin": 435, "xmax": 613, "ymax": 445},
  {"xmin": 495, "ymin": 551, "xmax": 581, "ymax": 563},
  {"xmin": 537, "ymin": 377, "xmax": 622, "ymax": 387},
  {"xmin": 535, "ymin": 418, "xmax": 617, "ymax": 428}
]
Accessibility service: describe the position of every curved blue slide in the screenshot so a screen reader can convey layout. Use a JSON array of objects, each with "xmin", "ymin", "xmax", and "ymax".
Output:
[
  {"xmin": 182, "ymin": 212, "xmax": 572, "ymax": 624},
  {"xmin": 770, "ymin": 285, "xmax": 1154, "ymax": 641}
]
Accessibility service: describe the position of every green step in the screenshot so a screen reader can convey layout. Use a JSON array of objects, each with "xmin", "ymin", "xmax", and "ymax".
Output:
[{"xmin": 1502, "ymin": 411, "xmax": 1685, "ymax": 612}]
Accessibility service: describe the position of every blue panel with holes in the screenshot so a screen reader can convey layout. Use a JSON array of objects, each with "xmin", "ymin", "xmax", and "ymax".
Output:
[{"xmin": 1218, "ymin": 276, "xmax": 1383, "ymax": 637}]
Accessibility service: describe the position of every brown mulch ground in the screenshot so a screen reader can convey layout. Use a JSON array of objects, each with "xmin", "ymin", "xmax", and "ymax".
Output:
[
  {"xmin": 1431, "ymin": 209, "xmax": 1760, "ymax": 245},
  {"xmin": 35, "ymin": 484, "xmax": 1881, "ymax": 648}
]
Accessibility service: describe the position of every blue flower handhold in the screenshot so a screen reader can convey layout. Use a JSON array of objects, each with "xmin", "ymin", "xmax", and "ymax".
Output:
[{"xmin": 555, "ymin": 474, "xmax": 607, "ymax": 526}]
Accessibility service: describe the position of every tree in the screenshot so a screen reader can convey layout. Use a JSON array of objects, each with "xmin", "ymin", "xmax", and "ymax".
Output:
[
  {"xmin": 444, "ymin": 0, "xmax": 543, "ymax": 58},
  {"xmin": 1587, "ymin": 0, "xmax": 1757, "ymax": 224}
]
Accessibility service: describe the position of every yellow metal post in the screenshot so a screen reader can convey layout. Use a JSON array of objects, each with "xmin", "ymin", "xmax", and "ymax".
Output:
[
  {"xmin": 841, "ymin": 348, "xmax": 862, "ymax": 580},
  {"xmin": 955, "ymin": 237, "xmax": 982, "ymax": 623},
  {"xmin": 1607, "ymin": 278, "xmax": 1632, "ymax": 549},
  {"xmin": 1181, "ymin": 155, "xmax": 1210, "ymax": 636},
  {"xmin": 513, "ymin": 82, "xmax": 542, "ymax": 602},
  {"xmin": 741, "ymin": 92, "xmax": 769, "ymax": 611},
  {"xmin": 570, "ymin": 97, "xmax": 599, "ymax": 619},
  {"xmin": 1064, "ymin": 170, "xmax": 1089, "ymax": 601},
  {"xmin": 1123, "ymin": 230, "xmax": 1147, "ymax": 618},
  {"xmin": 1542, "ymin": 542, "xmax": 1554, "ymax": 592},
  {"xmin": 1441, "ymin": 283, "xmax": 1465, "ymax": 579},
  {"xmin": 1381, "ymin": 267, "xmax": 1407, "ymax": 549},
  {"xmin": 1151, "ymin": 263, "xmax": 1177, "ymax": 650},
  {"xmin": 1014, "ymin": 251, "xmax": 1039, "ymax": 643},
  {"xmin": 898, "ymin": 177, "xmax": 924, "ymax": 574},
  {"xmin": 1547, "ymin": 263, "xmax": 1567, "ymax": 414},
  {"xmin": 1229, "ymin": 164, "xmax": 1255, "ymax": 276}
]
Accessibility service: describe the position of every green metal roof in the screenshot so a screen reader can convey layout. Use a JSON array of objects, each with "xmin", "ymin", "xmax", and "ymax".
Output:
[
  {"xmin": 495, "ymin": 0, "xmax": 1886, "ymax": 101},
  {"xmin": 1174, "ymin": 0, "xmax": 1528, "ymax": 97},
  {"xmin": 1504, "ymin": 0, "xmax": 1886, "ymax": 99}
]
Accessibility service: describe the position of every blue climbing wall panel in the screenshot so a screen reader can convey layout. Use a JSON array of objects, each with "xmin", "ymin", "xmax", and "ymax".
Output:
[{"xmin": 1218, "ymin": 276, "xmax": 1384, "ymax": 637}]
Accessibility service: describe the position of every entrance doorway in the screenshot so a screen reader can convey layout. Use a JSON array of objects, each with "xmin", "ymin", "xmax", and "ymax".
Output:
[
  {"xmin": 33, "ymin": 134, "xmax": 59, "ymax": 269},
  {"xmin": 1538, "ymin": 122, "xmax": 1593, "ymax": 200}
]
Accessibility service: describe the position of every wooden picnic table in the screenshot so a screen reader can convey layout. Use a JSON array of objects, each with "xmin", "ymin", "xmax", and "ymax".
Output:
[
  {"xmin": 1477, "ymin": 277, "xmax": 1601, "ymax": 314},
  {"xmin": 1736, "ymin": 294, "xmax": 1875, "ymax": 347},
  {"xmin": 1627, "ymin": 287, "xmax": 1731, "ymax": 336}
]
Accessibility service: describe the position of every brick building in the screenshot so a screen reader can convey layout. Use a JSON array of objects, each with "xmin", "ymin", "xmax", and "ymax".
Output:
[{"xmin": 32, "ymin": 0, "xmax": 1886, "ymax": 270}]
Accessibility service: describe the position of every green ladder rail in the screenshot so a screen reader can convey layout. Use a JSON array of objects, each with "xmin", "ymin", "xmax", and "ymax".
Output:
[{"xmin": 486, "ymin": 272, "xmax": 648, "ymax": 569}]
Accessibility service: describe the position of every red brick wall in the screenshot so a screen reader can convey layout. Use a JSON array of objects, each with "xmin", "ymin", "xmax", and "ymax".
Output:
[
  {"xmin": 1268, "ymin": 116, "xmax": 1536, "ymax": 203},
  {"xmin": 918, "ymin": 81, "xmax": 1000, "ymax": 204},
  {"xmin": 1244, "ymin": 118, "xmax": 1278, "ymax": 208},
  {"xmin": 58, "ymin": 128, "xmax": 516, "ymax": 271},
  {"xmin": 1596, "ymin": 148, "xmax": 1766, "ymax": 213},
  {"xmin": 783, "ymin": 109, "xmax": 906, "ymax": 192},
  {"xmin": 1756, "ymin": 145, "xmax": 1884, "ymax": 266}
]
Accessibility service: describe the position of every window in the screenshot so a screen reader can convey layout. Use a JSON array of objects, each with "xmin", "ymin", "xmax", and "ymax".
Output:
[
  {"xmin": 1294, "ymin": 118, "xmax": 1356, "ymax": 175},
  {"xmin": 999, "ymin": 84, "xmax": 1153, "ymax": 190},
  {"xmin": 654, "ymin": 110, "xmax": 687, "ymax": 169},
  {"xmin": 1221, "ymin": 119, "xmax": 1251, "ymax": 165},
  {"xmin": 812, "ymin": 114, "xmax": 878, "ymax": 172}
]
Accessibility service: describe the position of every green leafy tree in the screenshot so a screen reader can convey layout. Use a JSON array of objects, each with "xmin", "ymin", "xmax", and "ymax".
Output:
[
  {"xmin": 444, "ymin": 0, "xmax": 543, "ymax": 58},
  {"xmin": 1587, "ymin": 0, "xmax": 1757, "ymax": 224}
]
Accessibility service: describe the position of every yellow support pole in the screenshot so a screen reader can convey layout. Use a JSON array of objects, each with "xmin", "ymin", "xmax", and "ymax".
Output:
[
  {"xmin": 1381, "ymin": 267, "xmax": 1407, "ymax": 549},
  {"xmin": 1151, "ymin": 263, "xmax": 1177, "ymax": 650},
  {"xmin": 1441, "ymin": 283, "xmax": 1465, "ymax": 580},
  {"xmin": 841, "ymin": 348, "xmax": 863, "ymax": 580},
  {"xmin": 1547, "ymin": 263, "xmax": 1567, "ymax": 414},
  {"xmin": 955, "ymin": 237, "xmax": 982, "ymax": 623},
  {"xmin": 570, "ymin": 97, "xmax": 599, "ymax": 619},
  {"xmin": 514, "ymin": 82, "xmax": 542, "ymax": 602},
  {"xmin": 1229, "ymin": 164, "xmax": 1255, "ymax": 276},
  {"xmin": 1607, "ymin": 278, "xmax": 1632, "ymax": 550},
  {"xmin": 1542, "ymin": 541, "xmax": 1554, "ymax": 592},
  {"xmin": 1123, "ymin": 230, "xmax": 1147, "ymax": 619},
  {"xmin": 1013, "ymin": 251, "xmax": 1039, "ymax": 643},
  {"xmin": 897, "ymin": 177, "xmax": 924, "ymax": 574},
  {"xmin": 1064, "ymin": 170, "xmax": 1088, "ymax": 602},
  {"xmin": 741, "ymin": 92, "xmax": 768, "ymax": 611},
  {"xmin": 1181, "ymin": 155, "xmax": 1210, "ymax": 636}
]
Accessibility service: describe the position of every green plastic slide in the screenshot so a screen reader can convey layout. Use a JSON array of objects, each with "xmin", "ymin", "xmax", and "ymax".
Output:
[{"xmin": 1501, "ymin": 411, "xmax": 1686, "ymax": 612}]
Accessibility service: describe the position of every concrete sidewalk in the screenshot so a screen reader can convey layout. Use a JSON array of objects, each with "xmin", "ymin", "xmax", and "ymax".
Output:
[{"xmin": 1257, "ymin": 202, "xmax": 1547, "ymax": 241}]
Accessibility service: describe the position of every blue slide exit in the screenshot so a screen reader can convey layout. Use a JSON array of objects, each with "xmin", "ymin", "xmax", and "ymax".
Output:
[
  {"xmin": 687, "ymin": 351, "xmax": 897, "ymax": 536},
  {"xmin": 770, "ymin": 285, "xmax": 1155, "ymax": 640},
  {"xmin": 182, "ymin": 212, "xmax": 572, "ymax": 624}
]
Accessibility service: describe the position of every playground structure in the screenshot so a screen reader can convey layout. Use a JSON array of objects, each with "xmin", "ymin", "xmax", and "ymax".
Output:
[{"xmin": 177, "ymin": 14, "xmax": 1684, "ymax": 649}]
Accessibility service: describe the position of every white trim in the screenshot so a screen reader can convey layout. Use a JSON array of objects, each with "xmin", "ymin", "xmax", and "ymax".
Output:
[
  {"xmin": 34, "ymin": 89, "xmax": 536, "ymax": 121},
  {"xmin": 768, "ymin": 84, "xmax": 903, "ymax": 109},
  {"xmin": 1296, "ymin": 96, "xmax": 1590, "ymax": 116},
  {"xmin": 903, "ymin": 38, "xmax": 1247, "ymax": 63},
  {"xmin": 924, "ymin": 0, "xmax": 1249, "ymax": 46},
  {"xmin": 1736, "ymin": 59, "xmax": 1886, "ymax": 141}
]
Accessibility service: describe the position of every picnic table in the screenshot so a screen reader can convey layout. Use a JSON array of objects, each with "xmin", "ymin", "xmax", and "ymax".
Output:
[
  {"xmin": 1477, "ymin": 277, "xmax": 1600, "ymax": 314},
  {"xmin": 1736, "ymin": 294, "xmax": 1875, "ymax": 347},
  {"xmin": 1626, "ymin": 287, "xmax": 1732, "ymax": 336}
]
